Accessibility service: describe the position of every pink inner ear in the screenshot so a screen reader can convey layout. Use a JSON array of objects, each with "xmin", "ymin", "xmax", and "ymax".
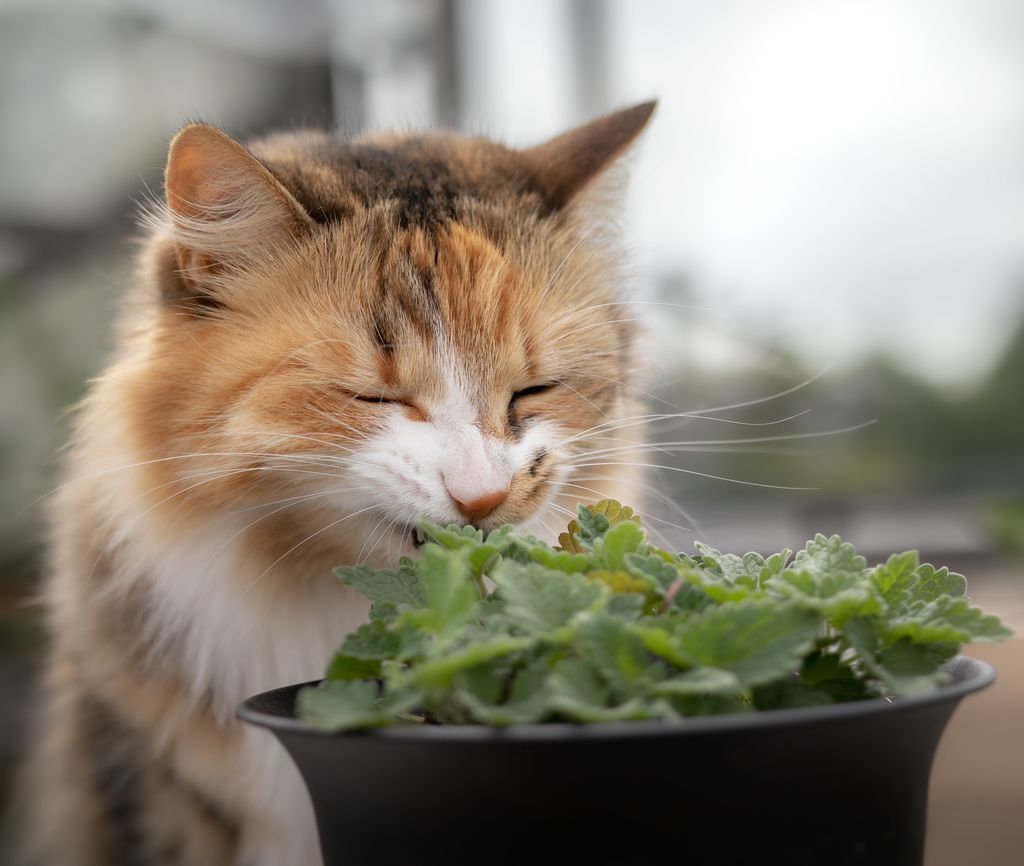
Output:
[{"xmin": 163, "ymin": 125, "xmax": 314, "ymax": 271}]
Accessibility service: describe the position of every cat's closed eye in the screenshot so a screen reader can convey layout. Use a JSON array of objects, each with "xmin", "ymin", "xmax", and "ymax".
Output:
[{"xmin": 509, "ymin": 382, "xmax": 558, "ymax": 405}]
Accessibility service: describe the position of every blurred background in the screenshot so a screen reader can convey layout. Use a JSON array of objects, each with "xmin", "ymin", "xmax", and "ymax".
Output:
[{"xmin": 1, "ymin": 1, "xmax": 1021, "ymax": 862}]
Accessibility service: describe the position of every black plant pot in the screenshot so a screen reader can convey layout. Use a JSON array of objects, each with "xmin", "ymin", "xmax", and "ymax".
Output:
[{"xmin": 238, "ymin": 656, "xmax": 993, "ymax": 866}]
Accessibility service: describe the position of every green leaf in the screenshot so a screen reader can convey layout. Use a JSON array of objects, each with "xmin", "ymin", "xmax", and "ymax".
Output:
[
  {"xmin": 297, "ymin": 680, "xmax": 421, "ymax": 732},
  {"xmin": 652, "ymin": 667, "xmax": 743, "ymax": 697},
  {"xmin": 418, "ymin": 521, "xmax": 485, "ymax": 549},
  {"xmin": 909, "ymin": 563, "xmax": 968, "ymax": 604},
  {"xmin": 593, "ymin": 520, "xmax": 646, "ymax": 570},
  {"xmin": 623, "ymin": 552, "xmax": 682, "ymax": 593},
  {"xmin": 696, "ymin": 544, "xmax": 791, "ymax": 590},
  {"xmin": 871, "ymin": 550, "xmax": 920, "ymax": 609},
  {"xmin": 752, "ymin": 677, "xmax": 834, "ymax": 710},
  {"xmin": 403, "ymin": 546, "xmax": 479, "ymax": 638},
  {"xmin": 527, "ymin": 545, "xmax": 592, "ymax": 574},
  {"xmin": 335, "ymin": 562, "xmax": 424, "ymax": 608},
  {"xmin": 775, "ymin": 568, "xmax": 880, "ymax": 626},
  {"xmin": 669, "ymin": 600, "xmax": 821, "ymax": 687},
  {"xmin": 412, "ymin": 636, "xmax": 532, "ymax": 687},
  {"xmin": 325, "ymin": 654, "xmax": 382, "ymax": 681},
  {"xmin": 558, "ymin": 499, "xmax": 641, "ymax": 553},
  {"xmin": 457, "ymin": 665, "xmax": 550, "ymax": 726},
  {"xmin": 792, "ymin": 534, "xmax": 867, "ymax": 579},
  {"xmin": 340, "ymin": 620, "xmax": 402, "ymax": 659},
  {"xmin": 872, "ymin": 554, "xmax": 969, "ymax": 613},
  {"xmin": 577, "ymin": 614, "xmax": 658, "ymax": 696},
  {"xmin": 491, "ymin": 562, "xmax": 607, "ymax": 633},
  {"xmin": 799, "ymin": 652, "xmax": 871, "ymax": 703},
  {"xmin": 885, "ymin": 595, "xmax": 1013, "ymax": 644},
  {"xmin": 547, "ymin": 659, "xmax": 673, "ymax": 722}
]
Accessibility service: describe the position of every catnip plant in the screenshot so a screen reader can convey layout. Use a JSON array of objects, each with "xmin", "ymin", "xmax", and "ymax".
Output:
[{"xmin": 299, "ymin": 501, "xmax": 1011, "ymax": 730}]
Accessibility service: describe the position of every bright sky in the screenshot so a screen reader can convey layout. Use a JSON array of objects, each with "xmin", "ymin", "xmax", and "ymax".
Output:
[{"xmin": 460, "ymin": 0, "xmax": 1024, "ymax": 389}]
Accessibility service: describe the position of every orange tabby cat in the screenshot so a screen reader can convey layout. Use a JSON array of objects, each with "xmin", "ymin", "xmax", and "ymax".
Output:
[{"xmin": 11, "ymin": 102, "xmax": 654, "ymax": 865}]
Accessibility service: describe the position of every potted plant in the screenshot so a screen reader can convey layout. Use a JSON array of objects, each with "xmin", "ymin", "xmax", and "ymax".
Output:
[{"xmin": 238, "ymin": 501, "xmax": 1009, "ymax": 866}]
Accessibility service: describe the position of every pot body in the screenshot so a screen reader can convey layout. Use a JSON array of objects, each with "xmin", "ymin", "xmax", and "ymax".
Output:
[{"xmin": 239, "ymin": 656, "xmax": 993, "ymax": 866}]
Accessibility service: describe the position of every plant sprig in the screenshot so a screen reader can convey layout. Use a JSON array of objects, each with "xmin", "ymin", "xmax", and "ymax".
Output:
[{"xmin": 298, "ymin": 501, "xmax": 1012, "ymax": 731}]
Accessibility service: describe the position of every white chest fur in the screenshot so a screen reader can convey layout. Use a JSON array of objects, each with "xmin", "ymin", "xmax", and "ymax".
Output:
[{"xmin": 132, "ymin": 520, "xmax": 368, "ymax": 866}]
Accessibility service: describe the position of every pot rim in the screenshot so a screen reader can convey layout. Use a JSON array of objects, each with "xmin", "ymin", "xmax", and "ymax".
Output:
[{"xmin": 237, "ymin": 654, "xmax": 994, "ymax": 741}]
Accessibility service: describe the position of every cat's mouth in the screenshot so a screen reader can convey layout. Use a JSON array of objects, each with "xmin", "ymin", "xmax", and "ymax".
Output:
[{"xmin": 406, "ymin": 525, "xmax": 428, "ymax": 549}]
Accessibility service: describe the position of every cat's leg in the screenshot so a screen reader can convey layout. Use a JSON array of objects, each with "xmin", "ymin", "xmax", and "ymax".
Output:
[{"xmin": 11, "ymin": 678, "xmax": 242, "ymax": 866}]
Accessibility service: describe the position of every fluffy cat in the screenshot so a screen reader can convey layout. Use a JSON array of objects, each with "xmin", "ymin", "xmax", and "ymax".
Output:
[{"xmin": 10, "ymin": 101, "xmax": 654, "ymax": 865}]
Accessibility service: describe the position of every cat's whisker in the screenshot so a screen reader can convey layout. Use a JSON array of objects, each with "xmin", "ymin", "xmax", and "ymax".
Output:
[
  {"xmin": 21, "ymin": 449, "xmax": 367, "ymax": 515},
  {"xmin": 568, "ymin": 460, "xmax": 816, "ymax": 491},
  {"xmin": 546, "ymin": 408, "xmax": 818, "ymax": 454},
  {"xmin": 565, "ymin": 370, "xmax": 681, "ymax": 411},
  {"xmin": 357, "ymin": 510, "xmax": 395, "ymax": 563},
  {"xmin": 242, "ymin": 504, "xmax": 381, "ymax": 595},
  {"xmin": 536, "ymin": 473, "xmax": 693, "ymax": 534},
  {"xmin": 566, "ymin": 468, "xmax": 702, "ymax": 524},
  {"xmin": 551, "ymin": 479, "xmax": 695, "ymax": 534},
  {"xmin": 225, "ymin": 486, "xmax": 375, "ymax": 515},
  {"xmin": 563, "ymin": 420, "xmax": 877, "ymax": 462},
  {"xmin": 366, "ymin": 514, "xmax": 404, "ymax": 565},
  {"xmin": 553, "ymin": 378, "xmax": 611, "ymax": 419},
  {"xmin": 548, "ymin": 317, "xmax": 643, "ymax": 345},
  {"xmin": 549, "ymin": 367, "xmax": 839, "ymax": 450},
  {"xmin": 209, "ymin": 486, "xmax": 377, "ymax": 563}
]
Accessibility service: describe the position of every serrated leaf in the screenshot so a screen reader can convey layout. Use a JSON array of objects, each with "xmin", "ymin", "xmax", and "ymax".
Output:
[
  {"xmin": 491, "ymin": 562, "xmax": 607, "ymax": 633},
  {"xmin": 885, "ymin": 595, "xmax": 1013, "ymax": 644},
  {"xmin": 775, "ymin": 568, "xmax": 880, "ymax": 626},
  {"xmin": 340, "ymin": 620, "xmax": 402, "ymax": 659},
  {"xmin": 335, "ymin": 563, "xmax": 425, "ymax": 608},
  {"xmin": 871, "ymin": 550, "xmax": 920, "ymax": 609},
  {"xmin": 909, "ymin": 564, "xmax": 968, "ymax": 604},
  {"xmin": 577, "ymin": 614, "xmax": 658, "ymax": 696},
  {"xmin": 593, "ymin": 520, "xmax": 646, "ymax": 570},
  {"xmin": 792, "ymin": 534, "xmax": 867, "ymax": 578},
  {"xmin": 403, "ymin": 546, "xmax": 479, "ymax": 638},
  {"xmin": 418, "ymin": 521, "xmax": 485, "ymax": 548},
  {"xmin": 695, "ymin": 544, "xmax": 791, "ymax": 589},
  {"xmin": 557, "ymin": 499, "xmax": 640, "ymax": 552},
  {"xmin": 669, "ymin": 600, "xmax": 821, "ymax": 687},
  {"xmin": 624, "ymin": 552, "xmax": 682, "ymax": 592}
]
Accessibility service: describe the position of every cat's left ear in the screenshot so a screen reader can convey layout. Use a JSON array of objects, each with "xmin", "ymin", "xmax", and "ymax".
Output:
[
  {"xmin": 163, "ymin": 123, "xmax": 314, "ymax": 296},
  {"xmin": 521, "ymin": 101, "xmax": 656, "ymax": 212}
]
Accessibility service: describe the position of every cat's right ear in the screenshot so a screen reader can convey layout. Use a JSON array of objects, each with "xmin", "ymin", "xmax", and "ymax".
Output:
[{"xmin": 162, "ymin": 123, "xmax": 313, "ymax": 306}]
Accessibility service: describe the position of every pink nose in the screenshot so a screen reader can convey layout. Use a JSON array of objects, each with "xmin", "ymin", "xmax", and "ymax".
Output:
[{"xmin": 448, "ymin": 487, "xmax": 508, "ymax": 523}]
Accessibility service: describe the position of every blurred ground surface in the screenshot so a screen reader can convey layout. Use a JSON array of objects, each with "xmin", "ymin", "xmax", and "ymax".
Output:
[{"xmin": 926, "ymin": 563, "xmax": 1024, "ymax": 866}]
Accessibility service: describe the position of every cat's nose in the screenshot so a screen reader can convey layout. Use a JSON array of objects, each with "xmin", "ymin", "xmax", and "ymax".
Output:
[{"xmin": 447, "ymin": 487, "xmax": 508, "ymax": 523}]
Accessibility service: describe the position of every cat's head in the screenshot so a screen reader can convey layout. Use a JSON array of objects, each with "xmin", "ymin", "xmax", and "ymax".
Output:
[{"xmin": 126, "ymin": 103, "xmax": 654, "ymax": 565}]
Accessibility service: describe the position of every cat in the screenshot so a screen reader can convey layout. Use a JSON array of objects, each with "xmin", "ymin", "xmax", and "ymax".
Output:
[{"xmin": 9, "ymin": 101, "xmax": 655, "ymax": 866}]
